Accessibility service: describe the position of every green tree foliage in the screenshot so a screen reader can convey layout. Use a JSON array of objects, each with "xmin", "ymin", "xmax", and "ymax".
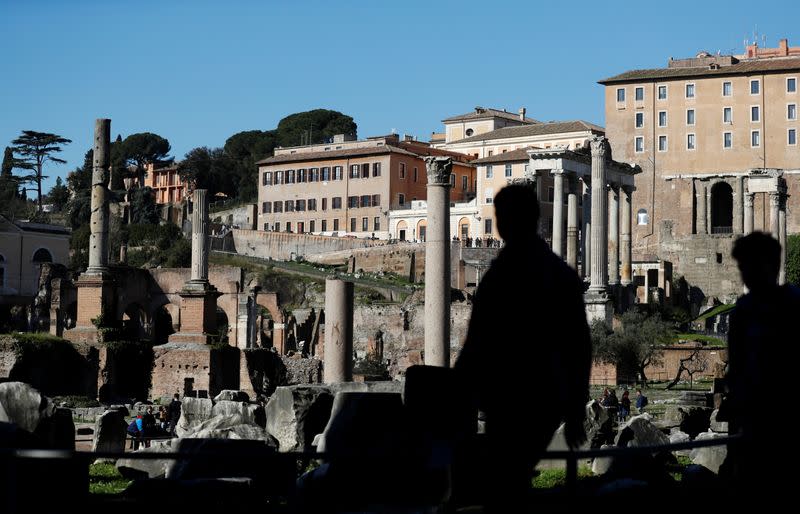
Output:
[
  {"xmin": 276, "ymin": 109, "xmax": 356, "ymax": 147},
  {"xmin": 591, "ymin": 309, "xmax": 675, "ymax": 386},
  {"xmin": 110, "ymin": 134, "xmax": 126, "ymax": 191},
  {"xmin": 47, "ymin": 176, "xmax": 70, "ymax": 212},
  {"xmin": 130, "ymin": 186, "xmax": 161, "ymax": 225},
  {"xmin": 788, "ymin": 234, "xmax": 800, "ymax": 287},
  {"xmin": 0, "ymin": 146, "xmax": 29, "ymax": 218},
  {"xmin": 223, "ymin": 130, "xmax": 277, "ymax": 201},
  {"xmin": 177, "ymin": 147, "xmax": 236, "ymax": 198},
  {"xmin": 70, "ymin": 224, "xmax": 90, "ymax": 270},
  {"xmin": 66, "ymin": 150, "xmax": 93, "ymax": 229},
  {"xmin": 118, "ymin": 133, "xmax": 171, "ymax": 188},
  {"xmin": 11, "ymin": 130, "xmax": 72, "ymax": 211},
  {"xmin": 1, "ymin": 146, "xmax": 14, "ymax": 177}
]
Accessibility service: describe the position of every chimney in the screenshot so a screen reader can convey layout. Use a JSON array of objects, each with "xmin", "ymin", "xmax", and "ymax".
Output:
[
  {"xmin": 518, "ymin": 107, "xmax": 526, "ymax": 121},
  {"xmin": 403, "ymin": 134, "xmax": 414, "ymax": 142},
  {"xmin": 780, "ymin": 38, "xmax": 789, "ymax": 56}
]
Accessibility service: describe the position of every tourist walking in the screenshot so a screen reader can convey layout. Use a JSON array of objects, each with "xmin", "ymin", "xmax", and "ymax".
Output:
[
  {"xmin": 167, "ymin": 393, "xmax": 182, "ymax": 435},
  {"xmin": 635, "ymin": 389, "xmax": 648, "ymax": 414}
]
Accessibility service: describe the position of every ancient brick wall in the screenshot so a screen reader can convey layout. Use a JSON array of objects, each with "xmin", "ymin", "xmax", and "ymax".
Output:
[
  {"xmin": 645, "ymin": 346, "xmax": 727, "ymax": 383},
  {"xmin": 231, "ymin": 229, "xmax": 383, "ymax": 261}
]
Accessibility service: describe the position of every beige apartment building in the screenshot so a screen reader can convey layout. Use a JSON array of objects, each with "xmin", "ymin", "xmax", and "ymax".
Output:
[
  {"xmin": 256, "ymin": 135, "xmax": 474, "ymax": 239},
  {"xmin": 600, "ymin": 39, "xmax": 800, "ymax": 298}
]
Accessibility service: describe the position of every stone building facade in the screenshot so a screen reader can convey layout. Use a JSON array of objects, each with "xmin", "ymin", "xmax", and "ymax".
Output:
[{"xmin": 600, "ymin": 40, "xmax": 800, "ymax": 298}]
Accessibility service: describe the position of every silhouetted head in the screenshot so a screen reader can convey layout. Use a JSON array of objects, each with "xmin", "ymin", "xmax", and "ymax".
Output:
[
  {"xmin": 732, "ymin": 232, "xmax": 781, "ymax": 292},
  {"xmin": 494, "ymin": 184, "xmax": 540, "ymax": 244},
  {"xmin": 173, "ymin": 393, "xmax": 180, "ymax": 400}
]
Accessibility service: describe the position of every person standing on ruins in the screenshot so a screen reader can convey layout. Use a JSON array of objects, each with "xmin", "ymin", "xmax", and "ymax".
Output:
[
  {"xmin": 168, "ymin": 393, "xmax": 182, "ymax": 435},
  {"xmin": 455, "ymin": 183, "xmax": 592, "ymax": 512}
]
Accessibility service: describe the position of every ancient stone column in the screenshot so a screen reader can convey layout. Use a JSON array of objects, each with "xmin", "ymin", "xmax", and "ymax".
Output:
[
  {"xmin": 190, "ymin": 189, "xmax": 210, "ymax": 285},
  {"xmin": 734, "ymin": 176, "xmax": 744, "ymax": 234},
  {"xmin": 696, "ymin": 180, "xmax": 707, "ymax": 235},
  {"xmin": 588, "ymin": 138, "xmax": 608, "ymax": 294},
  {"xmin": 581, "ymin": 177, "xmax": 591, "ymax": 280},
  {"xmin": 551, "ymin": 169, "xmax": 565, "ymax": 258},
  {"xmin": 620, "ymin": 186, "xmax": 633, "ymax": 286},
  {"xmin": 608, "ymin": 184, "xmax": 620, "ymax": 285},
  {"xmin": 566, "ymin": 176, "xmax": 578, "ymax": 270},
  {"xmin": 779, "ymin": 196, "xmax": 787, "ymax": 285},
  {"xmin": 424, "ymin": 156, "xmax": 453, "ymax": 368},
  {"xmin": 87, "ymin": 119, "xmax": 111, "ymax": 275},
  {"xmin": 770, "ymin": 192, "xmax": 780, "ymax": 240},
  {"xmin": 744, "ymin": 192, "xmax": 754, "ymax": 234},
  {"xmin": 324, "ymin": 278, "xmax": 354, "ymax": 383}
]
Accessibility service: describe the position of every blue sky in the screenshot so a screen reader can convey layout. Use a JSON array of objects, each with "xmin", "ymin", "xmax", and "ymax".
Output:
[{"xmin": 2, "ymin": 0, "xmax": 798, "ymax": 197}]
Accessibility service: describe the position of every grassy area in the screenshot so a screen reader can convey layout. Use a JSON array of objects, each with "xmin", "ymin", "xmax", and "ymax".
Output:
[
  {"xmin": 532, "ymin": 466, "xmax": 594, "ymax": 489},
  {"xmin": 89, "ymin": 463, "xmax": 132, "ymax": 495},
  {"xmin": 694, "ymin": 303, "xmax": 735, "ymax": 322},
  {"xmin": 675, "ymin": 333, "xmax": 727, "ymax": 347}
]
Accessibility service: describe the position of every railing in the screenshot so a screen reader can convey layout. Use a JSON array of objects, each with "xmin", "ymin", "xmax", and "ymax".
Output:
[{"xmin": 711, "ymin": 226, "xmax": 733, "ymax": 234}]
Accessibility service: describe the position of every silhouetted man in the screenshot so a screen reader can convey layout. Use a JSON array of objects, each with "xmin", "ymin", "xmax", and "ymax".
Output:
[
  {"xmin": 725, "ymin": 232, "xmax": 800, "ymax": 497},
  {"xmin": 455, "ymin": 183, "xmax": 592, "ymax": 511}
]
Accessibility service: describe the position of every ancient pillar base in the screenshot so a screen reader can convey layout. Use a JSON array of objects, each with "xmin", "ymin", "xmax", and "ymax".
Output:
[
  {"xmin": 584, "ymin": 291, "xmax": 612, "ymax": 325},
  {"xmin": 151, "ymin": 342, "xmax": 214, "ymax": 400},
  {"xmin": 167, "ymin": 332, "xmax": 218, "ymax": 345},
  {"xmin": 169, "ymin": 287, "xmax": 222, "ymax": 344},
  {"xmin": 64, "ymin": 273, "xmax": 116, "ymax": 344}
]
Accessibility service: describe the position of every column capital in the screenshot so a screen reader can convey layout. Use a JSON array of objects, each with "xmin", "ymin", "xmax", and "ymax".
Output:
[
  {"xmin": 744, "ymin": 192, "xmax": 754, "ymax": 207},
  {"xmin": 769, "ymin": 191, "xmax": 781, "ymax": 207},
  {"xmin": 590, "ymin": 136, "xmax": 608, "ymax": 159},
  {"xmin": 424, "ymin": 156, "xmax": 453, "ymax": 186},
  {"xmin": 551, "ymin": 168, "xmax": 566, "ymax": 176}
]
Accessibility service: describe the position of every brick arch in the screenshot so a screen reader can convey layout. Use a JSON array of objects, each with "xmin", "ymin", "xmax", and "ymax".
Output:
[{"xmin": 255, "ymin": 291, "xmax": 287, "ymax": 353}]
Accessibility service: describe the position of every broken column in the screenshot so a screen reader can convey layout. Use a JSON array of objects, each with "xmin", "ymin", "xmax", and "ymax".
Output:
[
  {"xmin": 620, "ymin": 186, "xmax": 633, "ymax": 286},
  {"xmin": 65, "ymin": 119, "xmax": 116, "ymax": 344},
  {"xmin": 744, "ymin": 190, "xmax": 754, "ymax": 234},
  {"xmin": 566, "ymin": 175, "xmax": 578, "ymax": 270},
  {"xmin": 585, "ymin": 137, "xmax": 612, "ymax": 324},
  {"xmin": 608, "ymin": 184, "xmax": 620, "ymax": 285},
  {"xmin": 324, "ymin": 278, "xmax": 353, "ymax": 383},
  {"xmin": 551, "ymin": 169, "xmax": 565, "ymax": 258},
  {"xmin": 424, "ymin": 156, "xmax": 453, "ymax": 368},
  {"xmin": 168, "ymin": 189, "xmax": 221, "ymax": 344}
]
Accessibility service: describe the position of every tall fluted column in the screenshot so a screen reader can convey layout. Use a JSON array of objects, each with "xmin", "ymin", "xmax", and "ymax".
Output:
[
  {"xmin": 581, "ymin": 177, "xmax": 591, "ymax": 280},
  {"xmin": 190, "ymin": 189, "xmax": 210, "ymax": 285},
  {"xmin": 588, "ymin": 138, "xmax": 608, "ymax": 294},
  {"xmin": 779, "ymin": 196, "xmax": 787, "ymax": 285},
  {"xmin": 770, "ymin": 192, "xmax": 780, "ymax": 240},
  {"xmin": 608, "ymin": 184, "xmax": 620, "ymax": 285},
  {"xmin": 734, "ymin": 176, "xmax": 744, "ymax": 234},
  {"xmin": 696, "ymin": 180, "xmax": 707, "ymax": 235},
  {"xmin": 324, "ymin": 278, "xmax": 354, "ymax": 382},
  {"xmin": 87, "ymin": 119, "xmax": 111, "ymax": 275},
  {"xmin": 551, "ymin": 170, "xmax": 565, "ymax": 258},
  {"xmin": 566, "ymin": 176, "xmax": 578, "ymax": 270},
  {"xmin": 744, "ymin": 191, "xmax": 754, "ymax": 234},
  {"xmin": 424, "ymin": 156, "xmax": 453, "ymax": 367},
  {"xmin": 620, "ymin": 186, "xmax": 633, "ymax": 286}
]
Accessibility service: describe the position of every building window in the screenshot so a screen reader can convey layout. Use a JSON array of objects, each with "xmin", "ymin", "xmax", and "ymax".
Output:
[
  {"xmin": 658, "ymin": 135, "xmax": 667, "ymax": 152},
  {"xmin": 750, "ymin": 79, "xmax": 760, "ymax": 95},
  {"xmin": 332, "ymin": 197, "xmax": 342, "ymax": 209},
  {"xmin": 274, "ymin": 221, "xmax": 280, "ymax": 232},
  {"xmin": 262, "ymin": 201, "xmax": 271, "ymax": 214},
  {"xmin": 484, "ymin": 218, "xmax": 493, "ymax": 235},
  {"xmin": 285, "ymin": 200, "xmax": 294, "ymax": 212},
  {"xmin": 361, "ymin": 163, "xmax": 370, "ymax": 178},
  {"xmin": 286, "ymin": 169, "xmax": 295, "ymax": 184},
  {"xmin": 790, "ymin": 129, "xmax": 797, "ymax": 146},
  {"xmin": 350, "ymin": 218, "xmax": 357, "ymax": 232},
  {"xmin": 505, "ymin": 164, "xmax": 512, "ymax": 177},
  {"xmin": 334, "ymin": 166, "xmax": 343, "ymax": 180},
  {"xmin": 637, "ymin": 208, "xmax": 649, "ymax": 225},
  {"xmin": 296, "ymin": 199, "xmax": 306, "ymax": 211},
  {"xmin": 275, "ymin": 170, "xmax": 284, "ymax": 184},
  {"xmin": 635, "ymin": 136, "xmax": 644, "ymax": 153},
  {"xmin": 372, "ymin": 194, "xmax": 380, "ymax": 206},
  {"xmin": 372, "ymin": 162, "xmax": 381, "ymax": 177},
  {"xmin": 308, "ymin": 198, "xmax": 317, "ymax": 211},
  {"xmin": 751, "ymin": 105, "xmax": 760, "ymax": 122},
  {"xmin": 547, "ymin": 186, "xmax": 554, "ymax": 203},
  {"xmin": 399, "ymin": 162, "xmax": 406, "ymax": 179},
  {"xmin": 273, "ymin": 201, "xmax": 282, "ymax": 213},
  {"xmin": 462, "ymin": 175, "xmax": 468, "ymax": 190},
  {"xmin": 333, "ymin": 219, "xmax": 339, "ymax": 231},
  {"xmin": 751, "ymin": 130, "xmax": 760, "ymax": 147},
  {"xmin": 788, "ymin": 77, "xmax": 797, "ymax": 93},
  {"xmin": 362, "ymin": 217, "xmax": 368, "ymax": 231},
  {"xmin": 465, "ymin": 128, "xmax": 474, "ymax": 136},
  {"xmin": 687, "ymin": 133, "xmax": 696, "ymax": 150},
  {"xmin": 413, "ymin": 167, "xmax": 418, "ymax": 182},
  {"xmin": 685, "ymin": 83, "xmax": 695, "ymax": 98},
  {"xmin": 360, "ymin": 195, "xmax": 371, "ymax": 208},
  {"xmin": 449, "ymin": 174, "xmax": 456, "ymax": 187},
  {"xmin": 635, "ymin": 112, "xmax": 644, "ymax": 128},
  {"xmin": 321, "ymin": 167, "xmax": 331, "ymax": 181},
  {"xmin": 788, "ymin": 103, "xmax": 797, "ymax": 120},
  {"xmin": 374, "ymin": 217, "xmax": 380, "ymax": 231},
  {"xmin": 485, "ymin": 188, "xmax": 494, "ymax": 205},
  {"xmin": 635, "ymin": 87, "xmax": 644, "ymax": 101},
  {"xmin": 723, "ymin": 107, "xmax": 732, "ymax": 124},
  {"xmin": 616, "ymin": 88, "xmax": 625, "ymax": 102},
  {"xmin": 723, "ymin": 81, "xmax": 732, "ymax": 97},
  {"xmin": 309, "ymin": 220, "xmax": 315, "ymax": 233},
  {"xmin": 262, "ymin": 171, "xmax": 272, "ymax": 185},
  {"xmin": 723, "ymin": 132, "xmax": 732, "ymax": 149},
  {"xmin": 297, "ymin": 222, "xmax": 305, "ymax": 234},
  {"xmin": 310, "ymin": 168, "xmax": 319, "ymax": 182},
  {"xmin": 398, "ymin": 193, "xmax": 405, "ymax": 205},
  {"xmin": 298, "ymin": 169, "xmax": 306, "ymax": 182},
  {"xmin": 348, "ymin": 196, "xmax": 358, "ymax": 208},
  {"xmin": 285, "ymin": 222, "xmax": 292, "ymax": 233},
  {"xmin": 658, "ymin": 85, "xmax": 667, "ymax": 100},
  {"xmin": 486, "ymin": 165, "xmax": 493, "ymax": 178},
  {"xmin": 658, "ymin": 111, "xmax": 667, "ymax": 127},
  {"xmin": 321, "ymin": 219, "xmax": 327, "ymax": 232},
  {"xmin": 687, "ymin": 109, "xmax": 695, "ymax": 125},
  {"xmin": 350, "ymin": 165, "xmax": 359, "ymax": 179}
]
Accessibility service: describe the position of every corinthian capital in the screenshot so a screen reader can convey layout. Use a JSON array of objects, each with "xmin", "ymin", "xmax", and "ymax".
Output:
[
  {"xmin": 425, "ymin": 156, "xmax": 453, "ymax": 186},
  {"xmin": 590, "ymin": 136, "xmax": 608, "ymax": 159}
]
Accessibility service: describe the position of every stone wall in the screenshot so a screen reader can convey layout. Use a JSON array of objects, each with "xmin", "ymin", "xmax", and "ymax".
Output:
[
  {"xmin": 645, "ymin": 346, "xmax": 727, "ymax": 383},
  {"xmin": 209, "ymin": 204, "xmax": 257, "ymax": 230},
  {"xmin": 231, "ymin": 229, "xmax": 384, "ymax": 262}
]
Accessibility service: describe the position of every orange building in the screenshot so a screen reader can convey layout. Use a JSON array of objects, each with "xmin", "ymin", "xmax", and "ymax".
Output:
[{"xmin": 144, "ymin": 162, "xmax": 191, "ymax": 204}]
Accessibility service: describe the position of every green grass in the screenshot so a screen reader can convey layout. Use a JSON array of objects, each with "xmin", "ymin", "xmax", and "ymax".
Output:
[
  {"xmin": 89, "ymin": 463, "xmax": 132, "ymax": 495},
  {"xmin": 675, "ymin": 333, "xmax": 727, "ymax": 347},
  {"xmin": 666, "ymin": 455, "xmax": 693, "ymax": 482},
  {"xmin": 693, "ymin": 303, "xmax": 735, "ymax": 322},
  {"xmin": 532, "ymin": 466, "xmax": 593, "ymax": 489}
]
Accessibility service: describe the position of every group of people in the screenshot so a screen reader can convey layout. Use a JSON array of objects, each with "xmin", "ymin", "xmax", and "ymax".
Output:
[
  {"xmin": 126, "ymin": 393, "xmax": 183, "ymax": 450},
  {"xmin": 598, "ymin": 388, "xmax": 648, "ymax": 422},
  {"xmin": 452, "ymin": 235, "xmax": 503, "ymax": 248}
]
